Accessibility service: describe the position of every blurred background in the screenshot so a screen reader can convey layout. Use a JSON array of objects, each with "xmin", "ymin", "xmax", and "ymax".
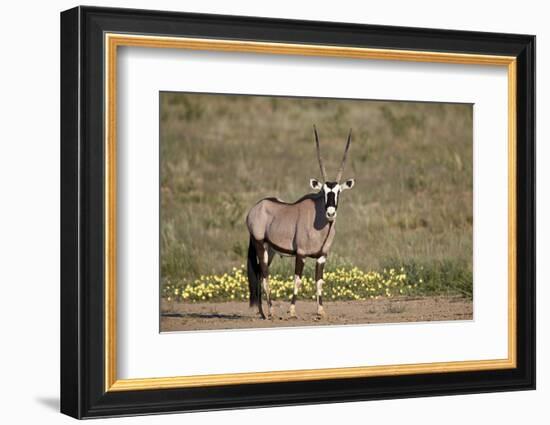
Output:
[{"xmin": 160, "ymin": 92, "xmax": 473, "ymax": 297}]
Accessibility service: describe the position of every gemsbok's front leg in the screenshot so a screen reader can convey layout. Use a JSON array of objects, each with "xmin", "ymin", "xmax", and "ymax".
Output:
[
  {"xmin": 289, "ymin": 256, "xmax": 304, "ymax": 318},
  {"xmin": 315, "ymin": 256, "xmax": 326, "ymax": 317}
]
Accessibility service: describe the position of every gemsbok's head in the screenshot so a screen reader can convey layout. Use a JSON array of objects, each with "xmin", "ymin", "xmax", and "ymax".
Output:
[{"xmin": 309, "ymin": 125, "xmax": 356, "ymax": 222}]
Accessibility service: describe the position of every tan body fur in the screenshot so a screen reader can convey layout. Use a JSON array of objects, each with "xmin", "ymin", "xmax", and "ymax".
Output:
[{"xmin": 246, "ymin": 193, "xmax": 336, "ymax": 258}]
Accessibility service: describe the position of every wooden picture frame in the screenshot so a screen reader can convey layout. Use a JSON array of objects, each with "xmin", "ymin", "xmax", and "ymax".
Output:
[{"xmin": 60, "ymin": 5, "xmax": 535, "ymax": 419}]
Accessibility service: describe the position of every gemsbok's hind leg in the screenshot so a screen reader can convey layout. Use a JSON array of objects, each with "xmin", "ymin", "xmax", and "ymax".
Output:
[
  {"xmin": 289, "ymin": 256, "xmax": 305, "ymax": 318},
  {"xmin": 258, "ymin": 242, "xmax": 273, "ymax": 319},
  {"xmin": 315, "ymin": 256, "xmax": 327, "ymax": 317}
]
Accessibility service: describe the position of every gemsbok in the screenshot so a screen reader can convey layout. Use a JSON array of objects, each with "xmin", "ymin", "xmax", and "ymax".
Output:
[{"xmin": 246, "ymin": 126, "xmax": 356, "ymax": 319}]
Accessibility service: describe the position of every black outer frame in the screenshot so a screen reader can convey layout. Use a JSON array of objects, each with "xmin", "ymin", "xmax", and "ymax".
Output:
[{"xmin": 60, "ymin": 5, "xmax": 535, "ymax": 419}]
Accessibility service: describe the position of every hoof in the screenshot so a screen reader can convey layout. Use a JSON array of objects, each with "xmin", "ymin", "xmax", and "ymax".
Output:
[{"xmin": 316, "ymin": 307, "xmax": 326, "ymax": 318}]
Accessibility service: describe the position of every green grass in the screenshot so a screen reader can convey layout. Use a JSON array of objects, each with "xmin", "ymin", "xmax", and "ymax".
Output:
[
  {"xmin": 160, "ymin": 92, "xmax": 473, "ymax": 299},
  {"xmin": 381, "ymin": 259, "xmax": 473, "ymax": 298}
]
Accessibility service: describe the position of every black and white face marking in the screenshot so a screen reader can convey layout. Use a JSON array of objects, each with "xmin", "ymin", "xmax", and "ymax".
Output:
[
  {"xmin": 310, "ymin": 178, "xmax": 355, "ymax": 221},
  {"xmin": 323, "ymin": 182, "xmax": 339, "ymax": 220}
]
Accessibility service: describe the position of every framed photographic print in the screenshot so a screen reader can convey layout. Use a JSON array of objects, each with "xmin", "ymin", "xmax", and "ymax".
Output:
[{"xmin": 60, "ymin": 6, "xmax": 535, "ymax": 419}]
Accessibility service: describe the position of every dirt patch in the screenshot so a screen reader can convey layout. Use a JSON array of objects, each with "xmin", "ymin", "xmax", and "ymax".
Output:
[{"xmin": 160, "ymin": 296, "xmax": 472, "ymax": 332}]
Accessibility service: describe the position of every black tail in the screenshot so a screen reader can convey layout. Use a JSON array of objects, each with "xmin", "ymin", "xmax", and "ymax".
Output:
[{"xmin": 247, "ymin": 236, "xmax": 261, "ymax": 307}]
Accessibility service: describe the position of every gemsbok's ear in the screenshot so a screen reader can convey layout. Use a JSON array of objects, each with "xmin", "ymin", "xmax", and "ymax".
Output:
[
  {"xmin": 341, "ymin": 178, "xmax": 355, "ymax": 191},
  {"xmin": 310, "ymin": 178, "xmax": 323, "ymax": 190}
]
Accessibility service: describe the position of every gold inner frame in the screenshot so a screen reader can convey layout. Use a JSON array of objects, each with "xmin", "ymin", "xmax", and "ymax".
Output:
[{"xmin": 104, "ymin": 33, "xmax": 517, "ymax": 392}]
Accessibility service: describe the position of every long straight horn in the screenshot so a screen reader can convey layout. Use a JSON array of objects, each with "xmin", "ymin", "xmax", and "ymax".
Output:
[
  {"xmin": 313, "ymin": 125, "xmax": 327, "ymax": 182},
  {"xmin": 336, "ymin": 129, "xmax": 352, "ymax": 182}
]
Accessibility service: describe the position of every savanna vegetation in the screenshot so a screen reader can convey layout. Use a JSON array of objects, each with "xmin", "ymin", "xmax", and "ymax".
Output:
[{"xmin": 160, "ymin": 93, "xmax": 473, "ymax": 302}]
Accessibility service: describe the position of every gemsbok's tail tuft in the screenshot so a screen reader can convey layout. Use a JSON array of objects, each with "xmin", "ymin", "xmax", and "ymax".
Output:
[{"xmin": 247, "ymin": 236, "xmax": 261, "ymax": 307}]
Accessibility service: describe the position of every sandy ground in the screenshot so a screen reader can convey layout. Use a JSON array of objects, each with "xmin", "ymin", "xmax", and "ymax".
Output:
[{"xmin": 160, "ymin": 296, "xmax": 472, "ymax": 332}]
